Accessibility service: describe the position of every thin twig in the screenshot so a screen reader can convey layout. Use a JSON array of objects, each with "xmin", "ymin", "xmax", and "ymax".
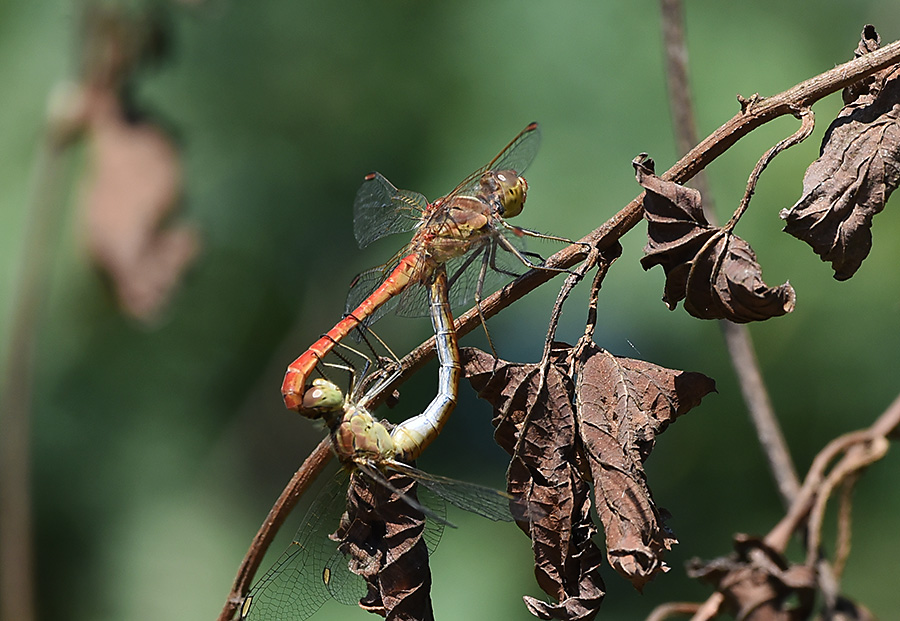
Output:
[
  {"xmin": 646, "ymin": 601, "xmax": 702, "ymax": 621},
  {"xmin": 724, "ymin": 108, "xmax": 816, "ymax": 231},
  {"xmin": 660, "ymin": 0, "xmax": 702, "ymax": 164},
  {"xmin": 541, "ymin": 244, "xmax": 602, "ymax": 364},
  {"xmin": 689, "ymin": 592, "xmax": 725, "ymax": 621},
  {"xmin": 765, "ymin": 430, "xmax": 873, "ymax": 552},
  {"xmin": 0, "ymin": 110, "xmax": 76, "ymax": 621},
  {"xmin": 217, "ymin": 437, "xmax": 333, "ymax": 621},
  {"xmin": 720, "ymin": 324, "xmax": 801, "ymax": 506},
  {"xmin": 833, "ymin": 472, "xmax": 858, "ymax": 580},
  {"xmin": 660, "ymin": 0, "xmax": 802, "ymax": 508},
  {"xmin": 804, "ymin": 435, "xmax": 888, "ymax": 567},
  {"xmin": 574, "ymin": 244, "xmax": 619, "ymax": 367}
]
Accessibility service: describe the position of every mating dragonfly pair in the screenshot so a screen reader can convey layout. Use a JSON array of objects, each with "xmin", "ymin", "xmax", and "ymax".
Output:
[{"xmin": 242, "ymin": 123, "xmax": 578, "ymax": 620}]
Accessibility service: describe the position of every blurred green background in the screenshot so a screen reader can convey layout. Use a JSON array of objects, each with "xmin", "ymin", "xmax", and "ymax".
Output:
[{"xmin": 2, "ymin": 1, "xmax": 899, "ymax": 620}]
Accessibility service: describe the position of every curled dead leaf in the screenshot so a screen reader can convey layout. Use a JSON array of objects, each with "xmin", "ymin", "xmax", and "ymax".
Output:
[
  {"xmin": 74, "ymin": 6, "xmax": 197, "ymax": 321},
  {"xmin": 81, "ymin": 88, "xmax": 199, "ymax": 321},
  {"xmin": 575, "ymin": 341, "xmax": 715, "ymax": 591},
  {"xmin": 335, "ymin": 470, "xmax": 434, "ymax": 621},
  {"xmin": 463, "ymin": 346, "xmax": 605, "ymax": 621},
  {"xmin": 687, "ymin": 534, "xmax": 816, "ymax": 621},
  {"xmin": 781, "ymin": 25, "xmax": 900, "ymax": 280},
  {"xmin": 636, "ymin": 155, "xmax": 795, "ymax": 322}
]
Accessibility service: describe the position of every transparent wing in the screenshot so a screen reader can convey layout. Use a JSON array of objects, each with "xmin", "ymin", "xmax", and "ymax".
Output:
[
  {"xmin": 353, "ymin": 172, "xmax": 427, "ymax": 248},
  {"xmin": 344, "ymin": 262, "xmax": 402, "ymax": 325},
  {"xmin": 241, "ymin": 470, "xmax": 351, "ymax": 620},
  {"xmin": 345, "ymin": 258, "xmax": 431, "ymax": 324},
  {"xmin": 443, "ymin": 232, "xmax": 551, "ymax": 310},
  {"xmin": 418, "ymin": 486, "xmax": 447, "ymax": 553},
  {"xmin": 385, "ymin": 460, "xmax": 516, "ymax": 522},
  {"xmin": 323, "ymin": 546, "xmax": 366, "ymax": 605},
  {"xmin": 441, "ymin": 122, "xmax": 542, "ymax": 201},
  {"xmin": 356, "ymin": 461, "xmax": 454, "ymax": 527}
]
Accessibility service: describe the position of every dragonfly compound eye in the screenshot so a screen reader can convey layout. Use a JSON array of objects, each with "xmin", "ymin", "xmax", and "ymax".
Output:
[{"xmin": 495, "ymin": 170, "xmax": 527, "ymax": 218}]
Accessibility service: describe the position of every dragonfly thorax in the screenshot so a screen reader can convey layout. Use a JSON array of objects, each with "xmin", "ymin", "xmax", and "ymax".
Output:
[
  {"xmin": 331, "ymin": 406, "xmax": 396, "ymax": 465},
  {"xmin": 480, "ymin": 169, "xmax": 527, "ymax": 218},
  {"xmin": 415, "ymin": 197, "xmax": 494, "ymax": 265}
]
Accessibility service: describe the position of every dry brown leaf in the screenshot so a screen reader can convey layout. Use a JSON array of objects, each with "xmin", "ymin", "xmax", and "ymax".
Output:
[
  {"xmin": 464, "ymin": 346, "xmax": 605, "ymax": 621},
  {"xmin": 335, "ymin": 470, "xmax": 434, "ymax": 621},
  {"xmin": 576, "ymin": 342, "xmax": 715, "ymax": 591},
  {"xmin": 781, "ymin": 25, "xmax": 900, "ymax": 280},
  {"xmin": 815, "ymin": 598, "xmax": 877, "ymax": 621},
  {"xmin": 463, "ymin": 343, "xmax": 715, "ymax": 618},
  {"xmin": 687, "ymin": 534, "xmax": 816, "ymax": 621},
  {"xmin": 636, "ymin": 155, "xmax": 795, "ymax": 322},
  {"xmin": 81, "ymin": 87, "xmax": 198, "ymax": 321}
]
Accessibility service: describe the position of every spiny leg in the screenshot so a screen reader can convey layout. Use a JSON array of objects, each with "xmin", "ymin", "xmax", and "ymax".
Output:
[{"xmin": 474, "ymin": 244, "xmax": 500, "ymax": 361}]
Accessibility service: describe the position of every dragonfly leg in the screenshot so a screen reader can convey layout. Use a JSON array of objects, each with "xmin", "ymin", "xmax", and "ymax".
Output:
[
  {"xmin": 500, "ymin": 219, "xmax": 591, "ymax": 249},
  {"xmin": 494, "ymin": 234, "xmax": 557, "ymax": 271},
  {"xmin": 473, "ymin": 245, "xmax": 502, "ymax": 360},
  {"xmin": 445, "ymin": 243, "xmax": 485, "ymax": 292},
  {"xmin": 520, "ymin": 249, "xmax": 548, "ymax": 264}
]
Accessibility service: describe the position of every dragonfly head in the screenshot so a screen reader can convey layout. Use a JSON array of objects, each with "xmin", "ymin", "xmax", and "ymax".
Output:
[
  {"xmin": 482, "ymin": 169, "xmax": 528, "ymax": 218},
  {"xmin": 300, "ymin": 378, "xmax": 345, "ymax": 419}
]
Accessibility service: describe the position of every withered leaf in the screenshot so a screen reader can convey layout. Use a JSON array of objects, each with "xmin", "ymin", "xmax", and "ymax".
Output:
[
  {"xmin": 576, "ymin": 342, "xmax": 715, "ymax": 591},
  {"xmin": 687, "ymin": 534, "xmax": 816, "ymax": 621},
  {"xmin": 781, "ymin": 25, "xmax": 900, "ymax": 280},
  {"xmin": 636, "ymin": 155, "xmax": 795, "ymax": 322},
  {"xmin": 462, "ymin": 344, "xmax": 715, "ymax": 617},
  {"xmin": 81, "ymin": 87, "xmax": 199, "ymax": 321},
  {"xmin": 335, "ymin": 470, "xmax": 434, "ymax": 621},
  {"xmin": 819, "ymin": 598, "xmax": 878, "ymax": 621},
  {"xmin": 463, "ymin": 346, "xmax": 605, "ymax": 621}
]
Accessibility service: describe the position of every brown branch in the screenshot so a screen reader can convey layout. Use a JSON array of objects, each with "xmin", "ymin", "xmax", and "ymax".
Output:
[
  {"xmin": 833, "ymin": 473, "xmax": 857, "ymax": 580},
  {"xmin": 804, "ymin": 435, "xmax": 888, "ymax": 566},
  {"xmin": 689, "ymin": 592, "xmax": 726, "ymax": 621},
  {"xmin": 646, "ymin": 601, "xmax": 702, "ymax": 621},
  {"xmin": 217, "ymin": 437, "xmax": 333, "ymax": 621},
  {"xmin": 720, "ymin": 324, "xmax": 801, "ymax": 506},
  {"xmin": 661, "ymin": 0, "xmax": 703, "ymax": 162}
]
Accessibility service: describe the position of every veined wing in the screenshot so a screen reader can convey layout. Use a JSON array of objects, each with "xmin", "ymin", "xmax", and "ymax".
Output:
[
  {"xmin": 440, "ymin": 225, "xmax": 566, "ymax": 314},
  {"xmin": 384, "ymin": 459, "xmax": 516, "ymax": 522},
  {"xmin": 441, "ymin": 238, "xmax": 526, "ymax": 311},
  {"xmin": 242, "ymin": 469, "xmax": 448, "ymax": 619},
  {"xmin": 439, "ymin": 122, "xmax": 542, "ymax": 203},
  {"xmin": 356, "ymin": 461, "xmax": 454, "ymax": 527},
  {"xmin": 344, "ymin": 252, "xmax": 432, "ymax": 323},
  {"xmin": 353, "ymin": 172, "xmax": 427, "ymax": 249},
  {"xmin": 241, "ymin": 470, "xmax": 350, "ymax": 621}
]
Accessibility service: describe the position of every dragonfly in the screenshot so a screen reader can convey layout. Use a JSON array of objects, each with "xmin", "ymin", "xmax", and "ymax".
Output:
[
  {"xmin": 302, "ymin": 267, "xmax": 459, "ymax": 462},
  {"xmin": 282, "ymin": 122, "xmax": 578, "ymax": 411},
  {"xmin": 242, "ymin": 328, "xmax": 517, "ymax": 621}
]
